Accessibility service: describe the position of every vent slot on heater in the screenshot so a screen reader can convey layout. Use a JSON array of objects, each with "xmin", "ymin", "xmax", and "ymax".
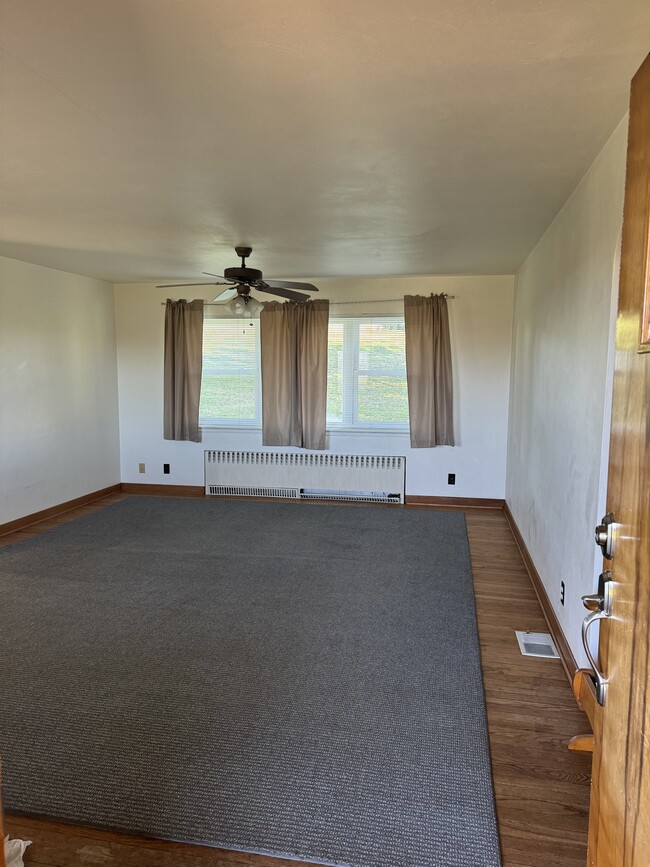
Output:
[{"xmin": 205, "ymin": 451, "xmax": 405, "ymax": 504}]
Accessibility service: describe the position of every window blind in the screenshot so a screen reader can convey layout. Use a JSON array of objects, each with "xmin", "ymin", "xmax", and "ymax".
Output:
[{"xmin": 199, "ymin": 317, "xmax": 261, "ymax": 426}]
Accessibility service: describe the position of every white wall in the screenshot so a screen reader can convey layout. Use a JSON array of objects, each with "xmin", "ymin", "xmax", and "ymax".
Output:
[
  {"xmin": 0, "ymin": 256, "xmax": 120, "ymax": 524},
  {"xmin": 115, "ymin": 275, "xmax": 514, "ymax": 498},
  {"xmin": 506, "ymin": 118, "xmax": 628, "ymax": 667}
]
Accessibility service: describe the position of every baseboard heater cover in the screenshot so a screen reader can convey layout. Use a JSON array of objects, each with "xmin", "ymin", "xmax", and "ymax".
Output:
[{"xmin": 205, "ymin": 451, "xmax": 405, "ymax": 504}]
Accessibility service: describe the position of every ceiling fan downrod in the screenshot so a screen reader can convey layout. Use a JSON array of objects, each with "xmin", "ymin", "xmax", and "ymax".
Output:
[{"xmin": 235, "ymin": 245, "xmax": 253, "ymax": 266}]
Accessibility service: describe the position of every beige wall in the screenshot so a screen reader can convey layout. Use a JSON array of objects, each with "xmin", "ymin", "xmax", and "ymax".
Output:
[
  {"xmin": 0, "ymin": 255, "xmax": 120, "ymax": 524},
  {"xmin": 506, "ymin": 118, "xmax": 628, "ymax": 667},
  {"xmin": 115, "ymin": 274, "xmax": 514, "ymax": 498}
]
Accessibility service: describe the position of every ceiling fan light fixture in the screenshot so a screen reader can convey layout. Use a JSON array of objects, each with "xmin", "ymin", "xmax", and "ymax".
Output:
[
  {"xmin": 226, "ymin": 296, "xmax": 246, "ymax": 316},
  {"xmin": 226, "ymin": 295, "xmax": 264, "ymax": 317},
  {"xmin": 246, "ymin": 296, "xmax": 264, "ymax": 316}
]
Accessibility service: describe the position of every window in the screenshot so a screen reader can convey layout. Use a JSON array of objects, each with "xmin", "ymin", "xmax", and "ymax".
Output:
[
  {"xmin": 327, "ymin": 317, "xmax": 408, "ymax": 429},
  {"xmin": 199, "ymin": 314, "xmax": 408, "ymax": 431},
  {"xmin": 200, "ymin": 317, "xmax": 261, "ymax": 427}
]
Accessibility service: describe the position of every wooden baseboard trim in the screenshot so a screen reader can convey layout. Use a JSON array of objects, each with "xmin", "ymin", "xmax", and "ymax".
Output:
[
  {"xmin": 0, "ymin": 484, "xmax": 122, "ymax": 538},
  {"xmin": 406, "ymin": 496, "xmax": 505, "ymax": 509},
  {"xmin": 503, "ymin": 502, "xmax": 577, "ymax": 685},
  {"xmin": 121, "ymin": 483, "xmax": 205, "ymax": 497}
]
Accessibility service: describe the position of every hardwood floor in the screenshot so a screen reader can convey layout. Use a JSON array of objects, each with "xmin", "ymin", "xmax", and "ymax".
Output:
[
  {"xmin": 2, "ymin": 496, "xmax": 591, "ymax": 867},
  {"xmin": 466, "ymin": 510, "xmax": 591, "ymax": 867}
]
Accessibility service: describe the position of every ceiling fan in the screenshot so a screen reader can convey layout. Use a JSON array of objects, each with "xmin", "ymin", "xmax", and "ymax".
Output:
[{"xmin": 157, "ymin": 246, "xmax": 319, "ymax": 310}]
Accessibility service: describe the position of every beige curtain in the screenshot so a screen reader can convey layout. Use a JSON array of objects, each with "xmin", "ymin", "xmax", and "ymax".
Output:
[
  {"xmin": 404, "ymin": 294, "xmax": 454, "ymax": 447},
  {"xmin": 163, "ymin": 299, "xmax": 204, "ymax": 442},
  {"xmin": 260, "ymin": 299, "xmax": 329, "ymax": 449}
]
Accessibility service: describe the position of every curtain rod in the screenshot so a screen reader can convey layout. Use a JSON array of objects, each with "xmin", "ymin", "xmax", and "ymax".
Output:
[
  {"xmin": 159, "ymin": 294, "xmax": 455, "ymax": 306},
  {"xmin": 330, "ymin": 295, "xmax": 455, "ymax": 305}
]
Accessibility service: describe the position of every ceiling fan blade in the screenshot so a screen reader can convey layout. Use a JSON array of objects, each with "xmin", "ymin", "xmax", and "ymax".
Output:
[
  {"xmin": 211, "ymin": 287, "xmax": 238, "ymax": 303},
  {"xmin": 202, "ymin": 272, "xmax": 234, "ymax": 281},
  {"xmin": 263, "ymin": 279, "xmax": 319, "ymax": 292},
  {"xmin": 156, "ymin": 281, "xmax": 228, "ymax": 288},
  {"xmin": 256, "ymin": 285, "xmax": 312, "ymax": 302}
]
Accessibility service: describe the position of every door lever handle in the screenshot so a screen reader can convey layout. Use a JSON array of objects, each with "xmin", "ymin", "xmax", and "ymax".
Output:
[
  {"xmin": 580, "ymin": 571, "xmax": 613, "ymax": 706},
  {"xmin": 582, "ymin": 593, "xmax": 605, "ymax": 612}
]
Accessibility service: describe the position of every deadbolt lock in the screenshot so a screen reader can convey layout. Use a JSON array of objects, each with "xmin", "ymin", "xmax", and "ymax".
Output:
[{"xmin": 595, "ymin": 512, "xmax": 616, "ymax": 560}]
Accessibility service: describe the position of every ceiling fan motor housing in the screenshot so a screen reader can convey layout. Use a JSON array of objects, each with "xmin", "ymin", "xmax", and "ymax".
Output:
[{"xmin": 224, "ymin": 266, "xmax": 263, "ymax": 283}]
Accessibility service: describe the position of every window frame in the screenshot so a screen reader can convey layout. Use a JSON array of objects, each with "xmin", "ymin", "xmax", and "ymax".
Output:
[
  {"xmin": 326, "ymin": 315, "xmax": 409, "ymax": 432},
  {"xmin": 199, "ymin": 313, "xmax": 409, "ymax": 433}
]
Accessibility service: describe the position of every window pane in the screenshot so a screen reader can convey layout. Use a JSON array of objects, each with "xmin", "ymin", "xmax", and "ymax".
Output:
[
  {"xmin": 200, "ymin": 319, "xmax": 258, "ymax": 423},
  {"xmin": 200, "ymin": 373, "xmax": 257, "ymax": 420},
  {"xmin": 326, "ymin": 322, "xmax": 344, "ymax": 423},
  {"xmin": 357, "ymin": 375, "xmax": 409, "ymax": 423},
  {"xmin": 357, "ymin": 321, "xmax": 408, "ymax": 424},
  {"xmin": 358, "ymin": 321, "xmax": 405, "ymax": 371}
]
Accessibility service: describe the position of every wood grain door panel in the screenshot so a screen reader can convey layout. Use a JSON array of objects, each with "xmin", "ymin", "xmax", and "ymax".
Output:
[{"xmin": 587, "ymin": 52, "xmax": 650, "ymax": 867}]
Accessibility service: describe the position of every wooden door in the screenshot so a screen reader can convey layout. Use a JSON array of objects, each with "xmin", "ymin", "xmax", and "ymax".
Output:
[{"xmin": 587, "ymin": 52, "xmax": 650, "ymax": 866}]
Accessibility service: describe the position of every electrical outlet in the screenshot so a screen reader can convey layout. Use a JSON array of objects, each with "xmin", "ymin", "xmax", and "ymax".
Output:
[
  {"xmin": 560, "ymin": 580, "xmax": 565, "ymax": 606},
  {"xmin": 163, "ymin": 463, "xmax": 170, "ymax": 475},
  {"xmin": 138, "ymin": 463, "xmax": 145, "ymax": 474},
  {"xmin": 447, "ymin": 473, "xmax": 456, "ymax": 485}
]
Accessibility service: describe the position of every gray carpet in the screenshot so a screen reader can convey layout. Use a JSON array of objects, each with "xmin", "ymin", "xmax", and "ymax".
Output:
[{"xmin": 0, "ymin": 497, "xmax": 501, "ymax": 867}]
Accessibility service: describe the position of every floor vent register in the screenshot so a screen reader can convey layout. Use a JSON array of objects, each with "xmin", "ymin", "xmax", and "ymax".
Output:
[{"xmin": 515, "ymin": 630, "xmax": 560, "ymax": 658}]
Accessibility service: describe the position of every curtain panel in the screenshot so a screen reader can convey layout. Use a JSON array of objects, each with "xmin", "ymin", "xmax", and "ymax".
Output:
[
  {"xmin": 163, "ymin": 299, "xmax": 204, "ymax": 442},
  {"xmin": 404, "ymin": 294, "xmax": 454, "ymax": 448},
  {"xmin": 260, "ymin": 299, "xmax": 329, "ymax": 450}
]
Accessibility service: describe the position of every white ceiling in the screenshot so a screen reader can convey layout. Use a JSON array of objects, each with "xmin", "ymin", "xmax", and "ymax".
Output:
[{"xmin": 0, "ymin": 0, "xmax": 648, "ymax": 283}]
